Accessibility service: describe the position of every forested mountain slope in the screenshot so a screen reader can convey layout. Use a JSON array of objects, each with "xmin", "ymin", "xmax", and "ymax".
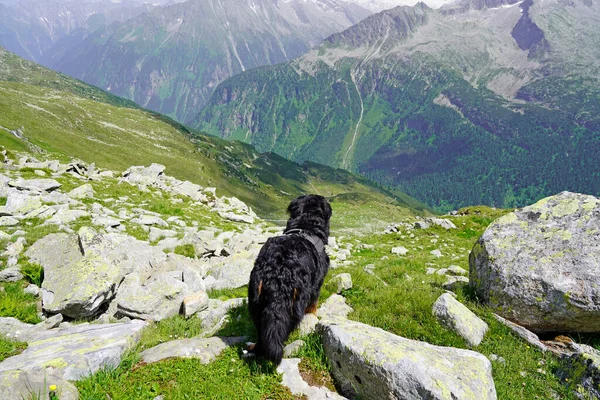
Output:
[{"xmin": 195, "ymin": 0, "xmax": 600, "ymax": 211}]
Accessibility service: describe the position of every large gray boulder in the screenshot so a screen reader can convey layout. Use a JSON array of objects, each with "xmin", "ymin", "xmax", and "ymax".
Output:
[
  {"xmin": 206, "ymin": 250, "xmax": 256, "ymax": 290},
  {"xmin": 8, "ymin": 178, "xmax": 61, "ymax": 192},
  {"xmin": 0, "ymin": 321, "xmax": 146, "ymax": 381},
  {"xmin": 470, "ymin": 191, "xmax": 600, "ymax": 333},
  {"xmin": 115, "ymin": 272, "xmax": 191, "ymax": 321},
  {"xmin": 25, "ymin": 228, "xmax": 167, "ymax": 318},
  {"xmin": 0, "ymin": 189, "xmax": 42, "ymax": 216},
  {"xmin": 122, "ymin": 164, "xmax": 165, "ymax": 186},
  {"xmin": 26, "ymin": 233, "xmax": 119, "ymax": 318},
  {"xmin": 318, "ymin": 318, "xmax": 497, "ymax": 400}
]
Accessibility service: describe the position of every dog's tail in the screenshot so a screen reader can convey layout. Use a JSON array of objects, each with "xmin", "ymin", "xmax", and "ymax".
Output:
[{"xmin": 258, "ymin": 302, "xmax": 288, "ymax": 365}]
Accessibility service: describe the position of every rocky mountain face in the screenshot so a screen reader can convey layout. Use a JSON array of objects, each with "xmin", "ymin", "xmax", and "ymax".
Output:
[
  {"xmin": 0, "ymin": 0, "xmax": 156, "ymax": 63},
  {"xmin": 46, "ymin": 0, "xmax": 372, "ymax": 123},
  {"xmin": 194, "ymin": 0, "xmax": 600, "ymax": 211},
  {"xmin": 342, "ymin": 0, "xmax": 455, "ymax": 11}
]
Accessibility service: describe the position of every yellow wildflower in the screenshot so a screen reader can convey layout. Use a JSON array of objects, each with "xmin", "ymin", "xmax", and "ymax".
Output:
[{"xmin": 49, "ymin": 384, "xmax": 57, "ymax": 391}]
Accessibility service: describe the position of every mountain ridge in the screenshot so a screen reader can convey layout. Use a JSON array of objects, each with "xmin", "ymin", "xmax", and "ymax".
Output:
[{"xmin": 194, "ymin": 0, "xmax": 600, "ymax": 211}]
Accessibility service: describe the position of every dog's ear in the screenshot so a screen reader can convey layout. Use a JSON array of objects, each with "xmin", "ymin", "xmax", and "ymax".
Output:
[
  {"xmin": 322, "ymin": 199, "xmax": 332, "ymax": 221},
  {"xmin": 287, "ymin": 195, "xmax": 306, "ymax": 217}
]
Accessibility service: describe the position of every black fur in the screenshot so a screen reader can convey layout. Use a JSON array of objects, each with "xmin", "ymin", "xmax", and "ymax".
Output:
[{"xmin": 248, "ymin": 194, "xmax": 332, "ymax": 365}]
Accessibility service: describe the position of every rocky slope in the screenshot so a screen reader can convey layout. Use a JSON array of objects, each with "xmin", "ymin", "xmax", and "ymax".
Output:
[
  {"xmin": 47, "ymin": 0, "xmax": 372, "ymax": 122},
  {"xmin": 1, "ymin": 158, "xmax": 598, "ymax": 398},
  {"xmin": 195, "ymin": 0, "xmax": 600, "ymax": 211}
]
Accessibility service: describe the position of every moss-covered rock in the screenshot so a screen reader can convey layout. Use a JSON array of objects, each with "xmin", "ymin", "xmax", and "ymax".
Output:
[
  {"xmin": 470, "ymin": 191, "xmax": 600, "ymax": 333},
  {"xmin": 0, "ymin": 321, "xmax": 146, "ymax": 381},
  {"xmin": 433, "ymin": 293, "xmax": 488, "ymax": 347},
  {"xmin": 0, "ymin": 369, "xmax": 79, "ymax": 400},
  {"xmin": 318, "ymin": 317, "xmax": 497, "ymax": 400}
]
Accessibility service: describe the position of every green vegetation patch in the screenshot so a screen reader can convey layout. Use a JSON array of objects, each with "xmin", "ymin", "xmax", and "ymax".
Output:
[
  {"xmin": 0, "ymin": 282, "xmax": 41, "ymax": 324},
  {"xmin": 76, "ymin": 347, "xmax": 295, "ymax": 400},
  {"xmin": 0, "ymin": 335, "xmax": 27, "ymax": 362}
]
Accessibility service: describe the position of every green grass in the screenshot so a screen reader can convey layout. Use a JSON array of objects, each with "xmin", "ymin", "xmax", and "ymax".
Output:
[
  {"xmin": 316, "ymin": 207, "xmax": 579, "ymax": 399},
  {"xmin": 20, "ymin": 261, "xmax": 44, "ymax": 287},
  {"xmin": 207, "ymin": 287, "xmax": 248, "ymax": 301},
  {"xmin": 173, "ymin": 244, "xmax": 196, "ymax": 259},
  {"xmin": 0, "ymin": 335, "xmax": 27, "ymax": 362},
  {"xmin": 0, "ymin": 282, "xmax": 40, "ymax": 324},
  {"xmin": 76, "ymin": 347, "xmax": 296, "ymax": 400}
]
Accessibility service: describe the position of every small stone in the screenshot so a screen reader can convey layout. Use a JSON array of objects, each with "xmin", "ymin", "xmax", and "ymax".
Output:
[
  {"xmin": 0, "ymin": 267, "xmax": 23, "ymax": 282},
  {"xmin": 283, "ymin": 340, "xmax": 306, "ymax": 358},
  {"xmin": 430, "ymin": 249, "xmax": 442, "ymax": 258},
  {"xmin": 447, "ymin": 265, "xmax": 468, "ymax": 276},
  {"xmin": 0, "ymin": 217, "xmax": 19, "ymax": 226},
  {"xmin": 23, "ymin": 284, "xmax": 40, "ymax": 296},
  {"xmin": 331, "ymin": 273, "xmax": 352, "ymax": 293},
  {"xmin": 433, "ymin": 293, "xmax": 488, "ymax": 347},
  {"xmin": 317, "ymin": 294, "xmax": 353, "ymax": 321},
  {"xmin": 391, "ymin": 246, "xmax": 408, "ymax": 256},
  {"xmin": 442, "ymin": 276, "xmax": 470, "ymax": 291},
  {"xmin": 183, "ymin": 291, "xmax": 209, "ymax": 318}
]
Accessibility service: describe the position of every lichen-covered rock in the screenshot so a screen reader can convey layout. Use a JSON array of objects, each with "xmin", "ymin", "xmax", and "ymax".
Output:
[
  {"xmin": 0, "ymin": 190, "xmax": 42, "ymax": 216},
  {"xmin": 8, "ymin": 178, "xmax": 61, "ymax": 192},
  {"xmin": 318, "ymin": 318, "xmax": 497, "ymax": 400},
  {"xmin": 183, "ymin": 291, "xmax": 209, "ymax": 318},
  {"xmin": 0, "ymin": 321, "xmax": 146, "ymax": 381},
  {"xmin": 433, "ymin": 293, "xmax": 488, "ymax": 347},
  {"xmin": 283, "ymin": 340, "xmax": 305, "ymax": 358},
  {"xmin": 470, "ymin": 191, "xmax": 600, "ymax": 333},
  {"xmin": 331, "ymin": 273, "xmax": 353, "ymax": 293},
  {"xmin": 44, "ymin": 208, "xmax": 90, "ymax": 225},
  {"xmin": 0, "ymin": 267, "xmax": 23, "ymax": 283},
  {"xmin": 0, "ymin": 370, "xmax": 79, "ymax": 400},
  {"xmin": 140, "ymin": 336, "xmax": 245, "ymax": 364},
  {"xmin": 197, "ymin": 298, "xmax": 246, "ymax": 337},
  {"xmin": 0, "ymin": 217, "xmax": 18, "ymax": 226},
  {"xmin": 26, "ymin": 233, "xmax": 119, "ymax": 318},
  {"xmin": 317, "ymin": 294, "xmax": 353, "ymax": 320},
  {"xmin": 26, "ymin": 228, "xmax": 167, "ymax": 318},
  {"xmin": 115, "ymin": 272, "xmax": 191, "ymax": 321},
  {"xmin": 68, "ymin": 184, "xmax": 95, "ymax": 199},
  {"xmin": 298, "ymin": 313, "xmax": 319, "ymax": 336},
  {"xmin": 207, "ymin": 250, "xmax": 256, "ymax": 290},
  {"xmin": 558, "ymin": 343, "xmax": 600, "ymax": 399},
  {"xmin": 122, "ymin": 164, "xmax": 165, "ymax": 185},
  {"xmin": 277, "ymin": 358, "xmax": 346, "ymax": 400},
  {"xmin": 427, "ymin": 218, "xmax": 457, "ymax": 230},
  {"xmin": 442, "ymin": 275, "xmax": 469, "ymax": 291}
]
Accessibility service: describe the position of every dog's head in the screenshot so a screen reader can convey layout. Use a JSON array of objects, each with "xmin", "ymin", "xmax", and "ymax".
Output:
[{"xmin": 287, "ymin": 194, "xmax": 332, "ymax": 223}]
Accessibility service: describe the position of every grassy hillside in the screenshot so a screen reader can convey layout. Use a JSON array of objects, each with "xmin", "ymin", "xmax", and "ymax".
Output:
[{"xmin": 0, "ymin": 47, "xmax": 428, "ymax": 229}]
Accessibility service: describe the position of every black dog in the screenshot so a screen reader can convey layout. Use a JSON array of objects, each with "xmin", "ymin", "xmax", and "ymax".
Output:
[{"xmin": 247, "ymin": 194, "xmax": 332, "ymax": 365}]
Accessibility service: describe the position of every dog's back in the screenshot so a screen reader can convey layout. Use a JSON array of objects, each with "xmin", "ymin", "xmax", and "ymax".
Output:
[{"xmin": 248, "ymin": 234, "xmax": 326, "ymax": 364}]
